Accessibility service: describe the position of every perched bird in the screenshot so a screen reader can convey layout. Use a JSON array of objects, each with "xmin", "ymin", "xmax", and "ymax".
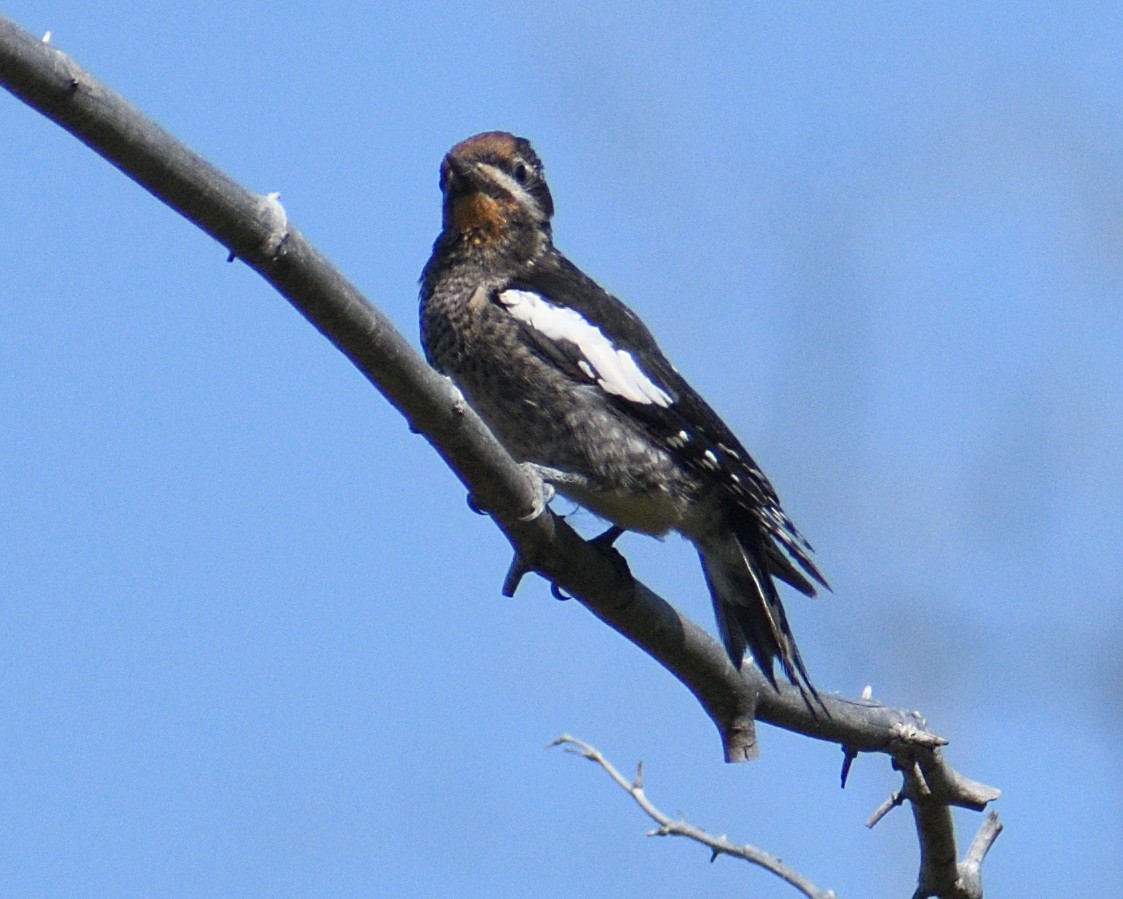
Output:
[{"xmin": 420, "ymin": 131, "xmax": 828, "ymax": 697}]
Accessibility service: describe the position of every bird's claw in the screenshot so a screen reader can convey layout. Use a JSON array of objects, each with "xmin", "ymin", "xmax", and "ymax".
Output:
[
  {"xmin": 518, "ymin": 463, "xmax": 555, "ymax": 521},
  {"xmin": 590, "ymin": 525, "xmax": 631, "ymax": 585}
]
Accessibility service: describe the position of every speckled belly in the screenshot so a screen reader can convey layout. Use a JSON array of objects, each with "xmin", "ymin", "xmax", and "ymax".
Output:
[{"xmin": 459, "ymin": 373, "xmax": 700, "ymax": 536}]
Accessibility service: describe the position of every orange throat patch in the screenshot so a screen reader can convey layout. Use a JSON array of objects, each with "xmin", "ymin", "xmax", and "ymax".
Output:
[{"xmin": 451, "ymin": 192, "xmax": 505, "ymax": 242}]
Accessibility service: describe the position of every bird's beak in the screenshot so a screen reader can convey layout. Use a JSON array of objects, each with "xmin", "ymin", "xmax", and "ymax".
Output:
[
  {"xmin": 443, "ymin": 154, "xmax": 484, "ymax": 196},
  {"xmin": 442, "ymin": 155, "xmax": 505, "ymax": 236}
]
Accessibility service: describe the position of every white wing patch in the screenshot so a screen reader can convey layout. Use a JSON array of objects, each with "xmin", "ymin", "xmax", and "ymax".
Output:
[{"xmin": 498, "ymin": 289, "xmax": 672, "ymax": 407}]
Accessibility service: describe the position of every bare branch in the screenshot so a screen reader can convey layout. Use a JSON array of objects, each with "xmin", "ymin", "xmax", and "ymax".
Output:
[
  {"xmin": 0, "ymin": 16, "xmax": 1002, "ymax": 896},
  {"xmin": 551, "ymin": 736, "xmax": 836, "ymax": 899},
  {"xmin": 900, "ymin": 751, "xmax": 1002, "ymax": 899},
  {"xmin": 959, "ymin": 812, "xmax": 1003, "ymax": 894},
  {"xmin": 964, "ymin": 812, "xmax": 1003, "ymax": 868},
  {"xmin": 867, "ymin": 790, "xmax": 905, "ymax": 829}
]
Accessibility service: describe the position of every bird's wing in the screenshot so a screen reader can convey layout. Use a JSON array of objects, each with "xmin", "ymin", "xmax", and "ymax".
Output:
[
  {"xmin": 498, "ymin": 258, "xmax": 827, "ymax": 594},
  {"xmin": 496, "ymin": 288, "xmax": 675, "ymax": 408}
]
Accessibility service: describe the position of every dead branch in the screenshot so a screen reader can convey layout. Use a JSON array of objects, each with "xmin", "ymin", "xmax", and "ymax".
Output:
[{"xmin": 552, "ymin": 735, "xmax": 836, "ymax": 898}]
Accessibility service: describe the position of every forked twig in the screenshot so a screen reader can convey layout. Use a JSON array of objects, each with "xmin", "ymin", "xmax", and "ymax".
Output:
[{"xmin": 551, "ymin": 735, "xmax": 836, "ymax": 899}]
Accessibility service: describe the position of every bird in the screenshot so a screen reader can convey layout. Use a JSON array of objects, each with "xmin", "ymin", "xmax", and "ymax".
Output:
[{"xmin": 419, "ymin": 131, "xmax": 828, "ymax": 698}]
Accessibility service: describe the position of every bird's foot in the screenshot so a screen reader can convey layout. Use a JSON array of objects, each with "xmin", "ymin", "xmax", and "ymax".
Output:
[
  {"xmin": 549, "ymin": 528, "xmax": 628, "ymax": 602},
  {"xmin": 518, "ymin": 463, "xmax": 557, "ymax": 521},
  {"xmin": 590, "ymin": 525, "xmax": 632, "ymax": 588},
  {"xmin": 466, "ymin": 463, "xmax": 556, "ymax": 521}
]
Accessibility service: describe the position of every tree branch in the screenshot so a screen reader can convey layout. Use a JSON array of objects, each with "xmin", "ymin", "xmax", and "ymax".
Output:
[
  {"xmin": 0, "ymin": 16, "xmax": 1001, "ymax": 896},
  {"xmin": 551, "ymin": 735, "xmax": 836, "ymax": 899},
  {"xmin": 898, "ymin": 761, "xmax": 1003, "ymax": 899}
]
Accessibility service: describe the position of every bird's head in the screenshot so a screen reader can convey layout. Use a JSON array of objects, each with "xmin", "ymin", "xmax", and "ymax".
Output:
[{"xmin": 439, "ymin": 132, "xmax": 554, "ymax": 247}]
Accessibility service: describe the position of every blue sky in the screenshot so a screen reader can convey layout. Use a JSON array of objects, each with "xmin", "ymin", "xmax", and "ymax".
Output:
[{"xmin": 2, "ymin": 3, "xmax": 1121, "ymax": 896}]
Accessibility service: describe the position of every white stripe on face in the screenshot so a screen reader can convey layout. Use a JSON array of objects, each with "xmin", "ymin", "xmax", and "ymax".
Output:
[
  {"xmin": 475, "ymin": 163, "xmax": 548, "ymax": 222},
  {"xmin": 498, "ymin": 289, "xmax": 672, "ymax": 407}
]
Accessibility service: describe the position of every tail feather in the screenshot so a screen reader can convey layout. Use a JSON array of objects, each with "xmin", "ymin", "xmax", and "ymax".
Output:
[
  {"xmin": 698, "ymin": 530, "xmax": 819, "ymax": 706},
  {"xmin": 764, "ymin": 542, "xmax": 818, "ymax": 596}
]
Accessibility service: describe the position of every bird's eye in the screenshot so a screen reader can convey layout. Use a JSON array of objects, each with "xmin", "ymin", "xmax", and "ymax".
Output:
[{"xmin": 512, "ymin": 161, "xmax": 530, "ymax": 185}]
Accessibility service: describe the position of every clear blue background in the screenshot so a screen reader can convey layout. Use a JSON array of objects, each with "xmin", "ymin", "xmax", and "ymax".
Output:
[{"xmin": 2, "ymin": 4, "xmax": 1120, "ymax": 897}]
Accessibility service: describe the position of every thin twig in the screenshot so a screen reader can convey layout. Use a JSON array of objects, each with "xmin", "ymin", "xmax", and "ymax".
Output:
[
  {"xmin": 551, "ymin": 736, "xmax": 836, "ymax": 899},
  {"xmin": 867, "ymin": 790, "xmax": 905, "ymax": 829}
]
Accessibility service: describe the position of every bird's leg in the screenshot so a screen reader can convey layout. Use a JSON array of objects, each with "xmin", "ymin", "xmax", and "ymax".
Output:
[
  {"xmin": 468, "ymin": 459, "xmax": 555, "ymax": 522},
  {"xmin": 524, "ymin": 464, "xmax": 600, "ymax": 491},
  {"xmin": 547, "ymin": 528, "xmax": 627, "ymax": 602},
  {"xmin": 516, "ymin": 462, "xmax": 560, "ymax": 521},
  {"xmin": 589, "ymin": 525, "xmax": 633, "ymax": 597},
  {"xmin": 469, "ymin": 463, "xmax": 561, "ymax": 519}
]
